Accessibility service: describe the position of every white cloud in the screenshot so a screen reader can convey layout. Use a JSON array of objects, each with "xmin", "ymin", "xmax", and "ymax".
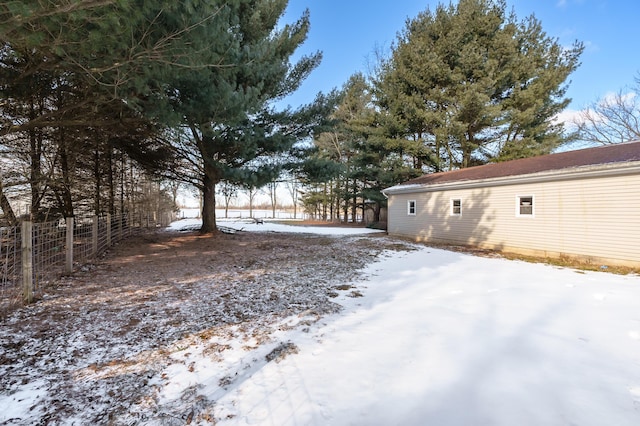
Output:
[
  {"xmin": 601, "ymin": 90, "xmax": 636, "ymax": 105},
  {"xmin": 552, "ymin": 107, "xmax": 583, "ymax": 129},
  {"xmin": 554, "ymin": 91, "xmax": 637, "ymax": 128}
]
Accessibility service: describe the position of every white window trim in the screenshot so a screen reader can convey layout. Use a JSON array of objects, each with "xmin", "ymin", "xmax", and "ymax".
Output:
[
  {"xmin": 407, "ymin": 200, "xmax": 416, "ymax": 216},
  {"xmin": 516, "ymin": 195, "xmax": 535, "ymax": 217},
  {"xmin": 450, "ymin": 198, "xmax": 462, "ymax": 216}
]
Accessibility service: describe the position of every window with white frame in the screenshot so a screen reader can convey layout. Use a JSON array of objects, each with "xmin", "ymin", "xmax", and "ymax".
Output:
[
  {"xmin": 407, "ymin": 200, "xmax": 416, "ymax": 215},
  {"xmin": 517, "ymin": 195, "xmax": 534, "ymax": 216},
  {"xmin": 451, "ymin": 198, "xmax": 461, "ymax": 216}
]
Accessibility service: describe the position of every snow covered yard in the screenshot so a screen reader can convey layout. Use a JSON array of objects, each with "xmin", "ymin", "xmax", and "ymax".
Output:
[
  {"xmin": 2, "ymin": 219, "xmax": 640, "ymax": 425},
  {"xmin": 214, "ymin": 247, "xmax": 640, "ymax": 426}
]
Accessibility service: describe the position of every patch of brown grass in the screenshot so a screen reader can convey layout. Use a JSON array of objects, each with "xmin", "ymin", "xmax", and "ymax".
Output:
[
  {"xmin": 500, "ymin": 252, "xmax": 640, "ymax": 275},
  {"xmin": 419, "ymin": 240, "xmax": 639, "ymax": 275}
]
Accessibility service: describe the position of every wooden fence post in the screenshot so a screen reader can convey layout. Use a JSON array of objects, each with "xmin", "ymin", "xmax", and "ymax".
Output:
[
  {"xmin": 92, "ymin": 216, "xmax": 98, "ymax": 256},
  {"xmin": 21, "ymin": 220, "xmax": 33, "ymax": 304},
  {"xmin": 65, "ymin": 217, "xmax": 73, "ymax": 274},
  {"xmin": 106, "ymin": 213, "xmax": 111, "ymax": 246}
]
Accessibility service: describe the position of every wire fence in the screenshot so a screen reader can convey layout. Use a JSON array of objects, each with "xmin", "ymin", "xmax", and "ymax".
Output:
[
  {"xmin": 32, "ymin": 220, "xmax": 66, "ymax": 295},
  {"xmin": 0, "ymin": 211, "xmax": 175, "ymax": 317},
  {"xmin": 0, "ymin": 226, "xmax": 21, "ymax": 311}
]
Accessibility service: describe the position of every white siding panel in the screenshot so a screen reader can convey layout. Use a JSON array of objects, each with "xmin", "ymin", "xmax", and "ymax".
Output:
[{"xmin": 387, "ymin": 172, "xmax": 640, "ymax": 266}]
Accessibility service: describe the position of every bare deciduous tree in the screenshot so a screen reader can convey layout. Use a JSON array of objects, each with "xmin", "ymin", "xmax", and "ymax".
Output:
[
  {"xmin": 575, "ymin": 76, "xmax": 640, "ymax": 144},
  {"xmin": 284, "ymin": 174, "xmax": 301, "ymax": 219}
]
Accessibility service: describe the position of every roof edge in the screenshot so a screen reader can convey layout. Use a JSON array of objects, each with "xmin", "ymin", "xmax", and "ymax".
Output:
[{"xmin": 383, "ymin": 160, "xmax": 640, "ymax": 195}]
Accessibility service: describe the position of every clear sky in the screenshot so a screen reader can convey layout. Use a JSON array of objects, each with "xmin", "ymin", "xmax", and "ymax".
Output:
[{"xmin": 280, "ymin": 0, "xmax": 640, "ymax": 120}]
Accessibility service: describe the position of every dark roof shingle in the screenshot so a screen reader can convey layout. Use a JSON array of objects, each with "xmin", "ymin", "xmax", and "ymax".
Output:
[{"xmin": 399, "ymin": 140, "xmax": 640, "ymax": 187}]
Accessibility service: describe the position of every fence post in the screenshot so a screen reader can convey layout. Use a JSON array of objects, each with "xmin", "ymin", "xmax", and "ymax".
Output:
[
  {"xmin": 21, "ymin": 220, "xmax": 33, "ymax": 304},
  {"xmin": 65, "ymin": 217, "xmax": 73, "ymax": 274},
  {"xmin": 106, "ymin": 213, "xmax": 111, "ymax": 246},
  {"xmin": 92, "ymin": 216, "xmax": 99, "ymax": 256}
]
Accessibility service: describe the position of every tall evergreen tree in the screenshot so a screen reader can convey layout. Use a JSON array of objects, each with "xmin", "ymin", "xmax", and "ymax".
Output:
[
  {"xmin": 162, "ymin": 0, "xmax": 328, "ymax": 233},
  {"xmin": 303, "ymin": 74, "xmax": 420, "ymax": 222},
  {"xmin": 0, "ymin": 0, "xmax": 180, "ymax": 218},
  {"xmin": 374, "ymin": 0, "xmax": 583, "ymax": 171},
  {"xmin": 2, "ymin": 0, "xmax": 330, "ymax": 227}
]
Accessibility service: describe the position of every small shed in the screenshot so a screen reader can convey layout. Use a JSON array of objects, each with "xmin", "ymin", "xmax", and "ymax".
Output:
[{"xmin": 382, "ymin": 141, "xmax": 640, "ymax": 267}]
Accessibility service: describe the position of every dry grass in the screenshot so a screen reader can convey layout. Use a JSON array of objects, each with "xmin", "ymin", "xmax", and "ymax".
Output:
[
  {"xmin": 499, "ymin": 252, "xmax": 640, "ymax": 275},
  {"xmin": 418, "ymin": 240, "xmax": 640, "ymax": 275},
  {"xmin": 0, "ymin": 229, "xmax": 416, "ymax": 424}
]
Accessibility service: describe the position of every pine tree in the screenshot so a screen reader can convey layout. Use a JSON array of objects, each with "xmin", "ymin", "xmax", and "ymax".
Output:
[
  {"xmin": 0, "ymin": 0, "xmax": 178, "ymax": 219},
  {"xmin": 304, "ymin": 74, "xmax": 420, "ymax": 222},
  {"xmin": 162, "ymin": 1, "xmax": 327, "ymax": 233},
  {"xmin": 373, "ymin": 0, "xmax": 583, "ymax": 170}
]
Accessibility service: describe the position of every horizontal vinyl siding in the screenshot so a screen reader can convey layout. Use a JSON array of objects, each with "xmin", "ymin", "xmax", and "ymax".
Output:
[
  {"xmin": 387, "ymin": 188, "xmax": 499, "ymax": 245},
  {"xmin": 387, "ymin": 172, "xmax": 640, "ymax": 266},
  {"xmin": 491, "ymin": 174, "xmax": 640, "ymax": 263}
]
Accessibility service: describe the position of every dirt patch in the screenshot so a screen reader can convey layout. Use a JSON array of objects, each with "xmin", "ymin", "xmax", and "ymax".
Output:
[
  {"xmin": 265, "ymin": 341, "xmax": 299, "ymax": 363},
  {"xmin": 0, "ymin": 229, "xmax": 414, "ymax": 424}
]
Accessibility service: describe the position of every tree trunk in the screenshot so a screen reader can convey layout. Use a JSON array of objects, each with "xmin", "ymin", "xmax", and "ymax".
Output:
[
  {"xmin": 350, "ymin": 178, "xmax": 357, "ymax": 223},
  {"xmin": 94, "ymin": 142, "xmax": 101, "ymax": 215},
  {"xmin": 342, "ymin": 177, "xmax": 348, "ymax": 223},
  {"xmin": 434, "ymin": 134, "xmax": 442, "ymax": 172},
  {"xmin": 128, "ymin": 159, "xmax": 134, "ymax": 217},
  {"xmin": 108, "ymin": 145, "xmax": 115, "ymax": 215},
  {"xmin": 269, "ymin": 182, "xmax": 277, "ymax": 218},
  {"xmin": 58, "ymin": 131, "xmax": 74, "ymax": 218},
  {"xmin": 293, "ymin": 197, "xmax": 297, "ymax": 219},
  {"xmin": 322, "ymin": 182, "xmax": 328, "ymax": 221},
  {"xmin": 334, "ymin": 180, "xmax": 340, "ymax": 222},
  {"xmin": 248, "ymin": 187, "xmax": 256, "ymax": 218},
  {"xmin": 0, "ymin": 179, "xmax": 17, "ymax": 226},
  {"xmin": 285, "ymin": 179, "xmax": 299, "ymax": 219},
  {"xmin": 200, "ymin": 163, "xmax": 218, "ymax": 233},
  {"xmin": 170, "ymin": 182, "xmax": 179, "ymax": 206},
  {"xmin": 119, "ymin": 152, "xmax": 125, "ymax": 215},
  {"xmin": 28, "ymin": 125, "xmax": 43, "ymax": 220},
  {"xmin": 329, "ymin": 181, "xmax": 334, "ymax": 221}
]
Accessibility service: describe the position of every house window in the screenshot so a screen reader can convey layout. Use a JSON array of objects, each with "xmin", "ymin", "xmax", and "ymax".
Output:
[
  {"xmin": 451, "ymin": 199, "xmax": 461, "ymax": 216},
  {"xmin": 408, "ymin": 200, "xmax": 416, "ymax": 215},
  {"xmin": 517, "ymin": 195, "xmax": 534, "ymax": 216}
]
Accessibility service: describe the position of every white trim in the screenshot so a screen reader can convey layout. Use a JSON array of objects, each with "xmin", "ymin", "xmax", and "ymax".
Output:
[
  {"xmin": 407, "ymin": 200, "xmax": 416, "ymax": 216},
  {"xmin": 516, "ymin": 194, "xmax": 535, "ymax": 217},
  {"xmin": 450, "ymin": 198, "xmax": 462, "ymax": 216}
]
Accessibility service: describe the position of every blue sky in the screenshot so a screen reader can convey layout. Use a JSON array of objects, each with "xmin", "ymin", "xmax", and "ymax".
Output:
[{"xmin": 280, "ymin": 0, "xmax": 640, "ymax": 118}]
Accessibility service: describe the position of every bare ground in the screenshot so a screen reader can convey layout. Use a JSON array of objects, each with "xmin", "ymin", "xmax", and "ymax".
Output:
[{"xmin": 0, "ymin": 228, "xmax": 414, "ymax": 425}]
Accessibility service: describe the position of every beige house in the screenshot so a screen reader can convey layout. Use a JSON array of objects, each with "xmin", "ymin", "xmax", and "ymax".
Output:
[{"xmin": 382, "ymin": 141, "xmax": 640, "ymax": 267}]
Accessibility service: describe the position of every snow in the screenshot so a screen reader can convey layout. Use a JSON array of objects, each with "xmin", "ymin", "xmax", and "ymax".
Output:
[
  {"xmin": 167, "ymin": 217, "xmax": 386, "ymax": 235},
  {"xmin": 210, "ymin": 248, "xmax": 640, "ymax": 426},
  {"xmin": 2, "ymin": 219, "xmax": 640, "ymax": 425}
]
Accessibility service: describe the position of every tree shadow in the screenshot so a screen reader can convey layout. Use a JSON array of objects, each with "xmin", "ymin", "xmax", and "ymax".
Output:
[{"xmin": 415, "ymin": 188, "xmax": 504, "ymax": 251}]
